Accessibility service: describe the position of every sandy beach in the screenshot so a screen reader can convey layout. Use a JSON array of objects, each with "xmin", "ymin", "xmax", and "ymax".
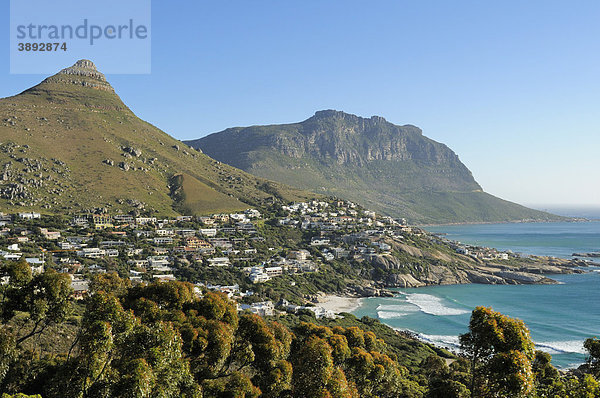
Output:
[{"xmin": 317, "ymin": 294, "xmax": 362, "ymax": 314}]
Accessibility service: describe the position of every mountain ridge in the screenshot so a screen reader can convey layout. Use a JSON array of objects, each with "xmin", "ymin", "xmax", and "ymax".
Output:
[
  {"xmin": 186, "ymin": 110, "xmax": 563, "ymax": 224},
  {"xmin": 0, "ymin": 60, "xmax": 313, "ymax": 215}
]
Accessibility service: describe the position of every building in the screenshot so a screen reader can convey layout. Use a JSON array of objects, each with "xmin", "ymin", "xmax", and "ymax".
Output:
[
  {"xmin": 207, "ymin": 257, "xmax": 231, "ymax": 267},
  {"xmin": 456, "ymin": 247, "xmax": 470, "ymax": 255},
  {"xmin": 198, "ymin": 216, "xmax": 215, "ymax": 225},
  {"xmin": 208, "ymin": 238, "xmax": 232, "ymax": 249},
  {"xmin": 25, "ymin": 258, "xmax": 44, "ymax": 274},
  {"xmin": 18, "ymin": 212, "xmax": 41, "ymax": 219},
  {"xmin": 128, "ymin": 259, "xmax": 149, "ymax": 268},
  {"xmin": 374, "ymin": 242, "xmax": 391, "ymax": 251},
  {"xmin": 249, "ymin": 269, "xmax": 270, "ymax": 283},
  {"xmin": 289, "ymin": 249, "xmax": 311, "ymax": 261},
  {"xmin": 72, "ymin": 216, "xmax": 89, "ymax": 228},
  {"xmin": 212, "ymin": 214, "xmax": 230, "ymax": 223},
  {"xmin": 100, "ymin": 240, "xmax": 126, "ymax": 248},
  {"xmin": 238, "ymin": 301, "xmax": 274, "ymax": 316},
  {"xmin": 77, "ymin": 248, "xmax": 106, "ymax": 259},
  {"xmin": 92, "ymin": 214, "xmax": 114, "ymax": 230},
  {"xmin": 105, "ymin": 249, "xmax": 119, "ymax": 257},
  {"xmin": 71, "ymin": 276, "xmax": 89, "ymax": 300},
  {"xmin": 185, "ymin": 237, "xmax": 212, "ymax": 250},
  {"xmin": 153, "ymin": 274, "xmax": 176, "ymax": 282},
  {"xmin": 265, "ymin": 266, "xmax": 283, "ymax": 276},
  {"xmin": 148, "ymin": 256, "xmax": 170, "ymax": 267},
  {"xmin": 153, "ymin": 237, "xmax": 174, "ymax": 245},
  {"xmin": 135, "ymin": 217, "xmax": 157, "ymax": 225},
  {"xmin": 113, "ymin": 214, "xmax": 134, "ymax": 224},
  {"xmin": 333, "ymin": 247, "xmax": 350, "ymax": 259},
  {"xmin": 199, "ymin": 228, "xmax": 217, "ymax": 237},
  {"xmin": 59, "ymin": 241, "xmax": 73, "ymax": 250},
  {"xmin": 311, "ymin": 237, "xmax": 331, "ymax": 246}
]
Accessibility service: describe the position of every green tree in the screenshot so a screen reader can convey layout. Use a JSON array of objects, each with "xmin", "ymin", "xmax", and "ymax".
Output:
[
  {"xmin": 89, "ymin": 271, "xmax": 131, "ymax": 296},
  {"xmin": 532, "ymin": 350, "xmax": 559, "ymax": 393},
  {"xmin": 460, "ymin": 306, "xmax": 535, "ymax": 398},
  {"xmin": 543, "ymin": 374, "xmax": 600, "ymax": 398},
  {"xmin": 0, "ymin": 328, "xmax": 16, "ymax": 385},
  {"xmin": 237, "ymin": 314, "xmax": 292, "ymax": 396},
  {"xmin": 423, "ymin": 355, "xmax": 470, "ymax": 398},
  {"xmin": 53, "ymin": 288, "xmax": 200, "ymax": 398},
  {"xmin": 584, "ymin": 337, "xmax": 600, "ymax": 377},
  {"xmin": 0, "ymin": 260, "xmax": 33, "ymax": 320}
]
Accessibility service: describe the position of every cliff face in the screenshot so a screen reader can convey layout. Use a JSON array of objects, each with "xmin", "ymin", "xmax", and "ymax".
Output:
[
  {"xmin": 186, "ymin": 110, "xmax": 561, "ymax": 224},
  {"xmin": 268, "ymin": 110, "xmax": 476, "ymax": 171}
]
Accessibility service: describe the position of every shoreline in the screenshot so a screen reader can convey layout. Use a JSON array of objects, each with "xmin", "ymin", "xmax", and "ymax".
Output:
[
  {"xmin": 316, "ymin": 294, "xmax": 363, "ymax": 314},
  {"xmin": 417, "ymin": 218, "xmax": 593, "ymax": 227},
  {"xmin": 349, "ymin": 279, "xmax": 594, "ymax": 370}
]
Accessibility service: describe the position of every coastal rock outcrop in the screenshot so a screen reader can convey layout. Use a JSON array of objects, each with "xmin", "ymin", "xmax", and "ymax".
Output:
[
  {"xmin": 385, "ymin": 274, "xmax": 426, "ymax": 288},
  {"xmin": 367, "ymin": 246, "xmax": 583, "ymax": 288}
]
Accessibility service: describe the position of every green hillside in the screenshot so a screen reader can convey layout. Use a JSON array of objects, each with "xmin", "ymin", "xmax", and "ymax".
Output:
[
  {"xmin": 186, "ymin": 110, "xmax": 564, "ymax": 224},
  {"xmin": 0, "ymin": 60, "xmax": 312, "ymax": 216}
]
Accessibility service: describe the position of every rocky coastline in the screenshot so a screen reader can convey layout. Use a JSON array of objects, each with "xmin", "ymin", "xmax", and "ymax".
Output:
[{"xmin": 339, "ymin": 256, "xmax": 590, "ymax": 298}]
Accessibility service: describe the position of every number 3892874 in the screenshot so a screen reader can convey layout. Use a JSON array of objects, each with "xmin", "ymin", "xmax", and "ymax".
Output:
[{"xmin": 18, "ymin": 42, "xmax": 67, "ymax": 51}]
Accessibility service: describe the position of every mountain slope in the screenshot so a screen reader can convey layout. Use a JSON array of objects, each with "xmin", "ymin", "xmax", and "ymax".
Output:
[
  {"xmin": 186, "ymin": 110, "xmax": 562, "ymax": 224},
  {"xmin": 0, "ymin": 60, "xmax": 312, "ymax": 215}
]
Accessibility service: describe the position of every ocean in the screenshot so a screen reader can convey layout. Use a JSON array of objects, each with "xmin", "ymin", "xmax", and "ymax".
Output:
[{"xmin": 353, "ymin": 220, "xmax": 600, "ymax": 369}]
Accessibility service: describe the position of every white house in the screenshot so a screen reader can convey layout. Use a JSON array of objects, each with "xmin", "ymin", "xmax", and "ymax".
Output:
[
  {"xmin": 136, "ymin": 217, "xmax": 157, "ymax": 225},
  {"xmin": 77, "ymin": 248, "xmax": 106, "ymax": 259},
  {"xmin": 153, "ymin": 237, "xmax": 173, "ymax": 245},
  {"xmin": 18, "ymin": 212, "xmax": 41, "ymax": 220},
  {"xmin": 199, "ymin": 228, "xmax": 217, "ymax": 237},
  {"xmin": 310, "ymin": 237, "xmax": 331, "ymax": 246},
  {"xmin": 238, "ymin": 301, "xmax": 274, "ymax": 316},
  {"xmin": 265, "ymin": 266, "xmax": 283, "ymax": 276},
  {"xmin": 207, "ymin": 257, "xmax": 231, "ymax": 267}
]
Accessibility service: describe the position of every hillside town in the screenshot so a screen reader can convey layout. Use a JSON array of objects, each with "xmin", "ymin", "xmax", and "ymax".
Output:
[
  {"xmin": 1, "ymin": 198, "xmax": 577, "ymax": 321},
  {"xmin": 0, "ymin": 200, "xmax": 426, "ymax": 317}
]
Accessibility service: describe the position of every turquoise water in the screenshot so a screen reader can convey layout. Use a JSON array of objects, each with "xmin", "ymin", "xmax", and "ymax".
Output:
[
  {"xmin": 353, "ymin": 222, "xmax": 600, "ymax": 369},
  {"xmin": 425, "ymin": 221, "xmax": 600, "ymax": 258}
]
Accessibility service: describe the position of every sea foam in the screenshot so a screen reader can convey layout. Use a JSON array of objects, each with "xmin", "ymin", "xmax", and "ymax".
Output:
[
  {"xmin": 376, "ymin": 304, "xmax": 418, "ymax": 312},
  {"xmin": 377, "ymin": 311, "xmax": 407, "ymax": 319},
  {"xmin": 418, "ymin": 333, "xmax": 462, "ymax": 350},
  {"xmin": 535, "ymin": 340, "xmax": 587, "ymax": 355},
  {"xmin": 404, "ymin": 293, "xmax": 469, "ymax": 316},
  {"xmin": 376, "ymin": 304, "xmax": 417, "ymax": 319}
]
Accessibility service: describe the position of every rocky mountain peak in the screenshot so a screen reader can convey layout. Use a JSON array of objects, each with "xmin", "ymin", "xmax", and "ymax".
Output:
[
  {"xmin": 41, "ymin": 59, "xmax": 114, "ymax": 92},
  {"xmin": 308, "ymin": 110, "xmax": 421, "ymax": 134},
  {"xmin": 311, "ymin": 109, "xmax": 390, "ymax": 123},
  {"xmin": 312, "ymin": 109, "xmax": 350, "ymax": 119}
]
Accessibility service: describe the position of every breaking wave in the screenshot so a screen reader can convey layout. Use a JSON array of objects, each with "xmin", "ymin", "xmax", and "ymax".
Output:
[
  {"xmin": 404, "ymin": 293, "xmax": 469, "ymax": 316},
  {"xmin": 535, "ymin": 340, "xmax": 587, "ymax": 355},
  {"xmin": 417, "ymin": 333, "xmax": 462, "ymax": 351},
  {"xmin": 377, "ymin": 311, "xmax": 407, "ymax": 319}
]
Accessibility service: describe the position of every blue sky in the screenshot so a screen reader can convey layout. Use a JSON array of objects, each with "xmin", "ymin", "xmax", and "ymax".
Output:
[{"xmin": 2, "ymin": 1, "xmax": 599, "ymax": 207}]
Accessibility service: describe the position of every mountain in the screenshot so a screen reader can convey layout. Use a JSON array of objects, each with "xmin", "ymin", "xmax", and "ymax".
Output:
[
  {"xmin": 186, "ymin": 110, "xmax": 562, "ymax": 224},
  {"xmin": 0, "ymin": 60, "xmax": 312, "ymax": 216}
]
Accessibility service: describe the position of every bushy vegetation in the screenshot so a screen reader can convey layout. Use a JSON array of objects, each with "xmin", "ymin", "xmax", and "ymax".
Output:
[{"xmin": 2, "ymin": 267, "xmax": 600, "ymax": 397}]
